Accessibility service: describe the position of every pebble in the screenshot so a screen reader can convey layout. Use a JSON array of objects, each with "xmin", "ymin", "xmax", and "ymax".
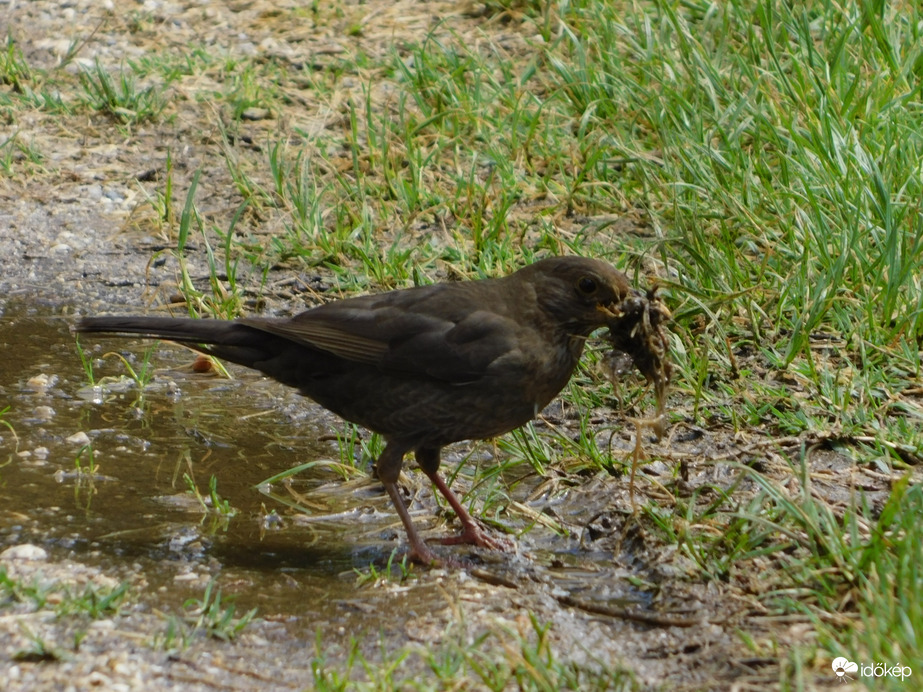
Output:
[
  {"xmin": 1, "ymin": 544, "xmax": 49, "ymax": 561},
  {"xmin": 103, "ymin": 187, "xmax": 125, "ymax": 202},
  {"xmin": 26, "ymin": 373, "xmax": 54, "ymax": 390},
  {"xmin": 240, "ymin": 107, "xmax": 271, "ymax": 121},
  {"xmin": 34, "ymin": 405, "xmax": 56, "ymax": 419},
  {"xmin": 66, "ymin": 431, "xmax": 91, "ymax": 445}
]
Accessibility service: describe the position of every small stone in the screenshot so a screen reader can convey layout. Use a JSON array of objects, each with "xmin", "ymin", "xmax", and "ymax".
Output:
[
  {"xmin": 35, "ymin": 405, "xmax": 56, "ymax": 419},
  {"xmin": 1, "ymin": 544, "xmax": 49, "ymax": 561},
  {"xmin": 26, "ymin": 374, "xmax": 52, "ymax": 389},
  {"xmin": 240, "ymin": 107, "xmax": 271, "ymax": 121},
  {"xmin": 66, "ymin": 431, "xmax": 91, "ymax": 445},
  {"xmin": 87, "ymin": 671, "xmax": 112, "ymax": 686}
]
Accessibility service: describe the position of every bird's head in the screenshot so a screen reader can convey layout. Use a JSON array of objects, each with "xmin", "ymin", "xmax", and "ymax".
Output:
[
  {"xmin": 519, "ymin": 255, "xmax": 673, "ymax": 408},
  {"xmin": 521, "ymin": 256, "xmax": 634, "ymax": 334}
]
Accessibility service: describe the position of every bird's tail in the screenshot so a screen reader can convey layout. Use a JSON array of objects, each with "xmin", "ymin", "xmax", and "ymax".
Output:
[{"xmin": 76, "ymin": 316, "xmax": 279, "ymax": 371}]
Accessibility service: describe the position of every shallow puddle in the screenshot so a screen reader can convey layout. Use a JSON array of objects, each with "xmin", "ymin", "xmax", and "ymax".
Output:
[
  {"xmin": 0, "ymin": 300, "xmax": 643, "ymax": 629},
  {"xmin": 0, "ymin": 300, "xmax": 467, "ymax": 634}
]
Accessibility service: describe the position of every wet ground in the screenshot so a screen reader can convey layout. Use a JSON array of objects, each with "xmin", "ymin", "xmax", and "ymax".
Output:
[
  {"xmin": 1, "ymin": 297, "xmax": 872, "ymax": 690},
  {"xmin": 6, "ymin": 300, "xmax": 391, "ymax": 580},
  {"xmin": 0, "ymin": 0, "xmax": 892, "ymax": 688},
  {"xmin": 0, "ymin": 295, "xmax": 773, "ymax": 689}
]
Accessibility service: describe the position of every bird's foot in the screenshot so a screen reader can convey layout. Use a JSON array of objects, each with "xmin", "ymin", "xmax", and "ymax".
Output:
[
  {"xmin": 432, "ymin": 521, "xmax": 515, "ymax": 552},
  {"xmin": 421, "ymin": 469, "xmax": 516, "ymax": 553},
  {"xmin": 406, "ymin": 542, "xmax": 443, "ymax": 566}
]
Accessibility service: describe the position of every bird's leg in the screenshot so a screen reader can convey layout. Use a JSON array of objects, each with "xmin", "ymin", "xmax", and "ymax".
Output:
[
  {"xmin": 416, "ymin": 447, "xmax": 513, "ymax": 552},
  {"xmin": 376, "ymin": 442, "xmax": 441, "ymax": 565}
]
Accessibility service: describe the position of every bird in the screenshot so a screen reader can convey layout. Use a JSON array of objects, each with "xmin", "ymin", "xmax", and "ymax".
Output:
[{"xmin": 77, "ymin": 256, "xmax": 665, "ymax": 564}]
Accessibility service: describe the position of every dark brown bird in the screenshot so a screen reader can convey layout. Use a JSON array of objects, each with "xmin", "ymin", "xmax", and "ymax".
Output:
[{"xmin": 77, "ymin": 256, "xmax": 652, "ymax": 564}]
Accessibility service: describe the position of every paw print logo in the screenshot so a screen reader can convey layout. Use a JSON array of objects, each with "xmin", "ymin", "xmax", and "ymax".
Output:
[{"xmin": 832, "ymin": 657, "xmax": 858, "ymax": 681}]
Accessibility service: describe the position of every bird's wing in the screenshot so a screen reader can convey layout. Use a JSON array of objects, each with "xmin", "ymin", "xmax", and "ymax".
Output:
[{"xmin": 240, "ymin": 288, "xmax": 523, "ymax": 383}]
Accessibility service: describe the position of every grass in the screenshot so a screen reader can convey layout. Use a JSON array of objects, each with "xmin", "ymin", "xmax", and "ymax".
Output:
[
  {"xmin": 0, "ymin": 565, "xmax": 130, "ymax": 662},
  {"xmin": 0, "ymin": 566, "xmax": 127, "ymax": 619},
  {"xmin": 174, "ymin": 579, "xmax": 257, "ymax": 644},
  {"xmin": 183, "ymin": 472, "xmax": 239, "ymax": 524},
  {"xmin": 6, "ymin": 0, "xmax": 922, "ymax": 686},
  {"xmin": 0, "ymin": 131, "xmax": 44, "ymax": 175},
  {"xmin": 77, "ymin": 58, "xmax": 171, "ymax": 126},
  {"xmin": 308, "ymin": 614, "xmax": 638, "ymax": 692},
  {"xmin": 0, "ymin": 405, "xmax": 18, "ymax": 457},
  {"xmin": 353, "ymin": 549, "xmax": 414, "ymax": 586}
]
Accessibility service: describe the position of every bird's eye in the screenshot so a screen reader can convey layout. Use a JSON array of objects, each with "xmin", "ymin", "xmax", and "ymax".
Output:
[{"xmin": 577, "ymin": 276, "xmax": 598, "ymax": 295}]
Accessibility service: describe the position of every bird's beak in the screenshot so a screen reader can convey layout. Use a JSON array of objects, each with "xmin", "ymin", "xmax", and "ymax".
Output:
[
  {"xmin": 596, "ymin": 303, "xmax": 619, "ymax": 319},
  {"xmin": 651, "ymin": 301, "xmax": 672, "ymax": 322}
]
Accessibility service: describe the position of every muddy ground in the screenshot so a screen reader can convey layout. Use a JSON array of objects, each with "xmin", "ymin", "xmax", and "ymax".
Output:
[{"xmin": 0, "ymin": 1, "xmax": 884, "ymax": 690}]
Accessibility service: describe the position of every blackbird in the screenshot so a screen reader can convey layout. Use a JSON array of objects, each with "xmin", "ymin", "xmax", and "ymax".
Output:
[{"xmin": 77, "ymin": 256, "xmax": 658, "ymax": 564}]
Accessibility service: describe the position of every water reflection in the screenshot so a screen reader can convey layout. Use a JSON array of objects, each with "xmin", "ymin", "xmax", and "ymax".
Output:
[{"xmin": 0, "ymin": 301, "xmax": 407, "ymax": 624}]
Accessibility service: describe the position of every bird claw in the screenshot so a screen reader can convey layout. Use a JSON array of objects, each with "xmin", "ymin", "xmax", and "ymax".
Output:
[
  {"xmin": 406, "ymin": 544, "xmax": 445, "ymax": 566},
  {"xmin": 431, "ymin": 522, "xmax": 515, "ymax": 553}
]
